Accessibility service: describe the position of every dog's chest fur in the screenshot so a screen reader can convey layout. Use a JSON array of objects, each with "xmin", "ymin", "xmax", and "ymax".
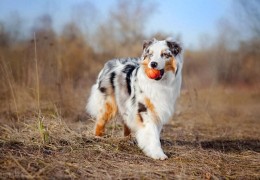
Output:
[{"xmin": 136, "ymin": 67, "xmax": 180, "ymax": 124}]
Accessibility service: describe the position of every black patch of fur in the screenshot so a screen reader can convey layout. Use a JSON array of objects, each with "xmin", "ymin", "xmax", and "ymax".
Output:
[
  {"xmin": 98, "ymin": 81, "xmax": 106, "ymax": 93},
  {"xmin": 175, "ymin": 64, "xmax": 179, "ymax": 76},
  {"xmin": 143, "ymin": 39, "xmax": 154, "ymax": 50},
  {"xmin": 122, "ymin": 65, "xmax": 136, "ymax": 95},
  {"xmin": 138, "ymin": 114, "xmax": 144, "ymax": 122},
  {"xmin": 135, "ymin": 66, "xmax": 139, "ymax": 76},
  {"xmin": 138, "ymin": 102, "xmax": 147, "ymax": 113},
  {"xmin": 132, "ymin": 95, "xmax": 136, "ymax": 105},
  {"xmin": 99, "ymin": 87, "xmax": 106, "ymax": 93},
  {"xmin": 110, "ymin": 72, "xmax": 116, "ymax": 90},
  {"xmin": 166, "ymin": 41, "xmax": 182, "ymax": 56},
  {"xmin": 131, "ymin": 68, "xmax": 139, "ymax": 105}
]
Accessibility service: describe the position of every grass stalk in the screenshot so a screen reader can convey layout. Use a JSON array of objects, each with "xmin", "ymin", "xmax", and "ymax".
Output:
[
  {"xmin": 34, "ymin": 32, "xmax": 41, "ymax": 117},
  {"xmin": 34, "ymin": 33, "xmax": 49, "ymax": 144}
]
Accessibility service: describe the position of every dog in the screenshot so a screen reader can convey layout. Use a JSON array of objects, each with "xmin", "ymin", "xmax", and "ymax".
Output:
[{"xmin": 86, "ymin": 38, "xmax": 183, "ymax": 160}]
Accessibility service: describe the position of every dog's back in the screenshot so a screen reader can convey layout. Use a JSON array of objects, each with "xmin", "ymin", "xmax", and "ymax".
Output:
[{"xmin": 86, "ymin": 58, "xmax": 140, "ymax": 135}]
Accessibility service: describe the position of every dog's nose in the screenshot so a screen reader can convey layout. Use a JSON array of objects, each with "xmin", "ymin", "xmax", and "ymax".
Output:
[{"xmin": 150, "ymin": 62, "xmax": 158, "ymax": 68}]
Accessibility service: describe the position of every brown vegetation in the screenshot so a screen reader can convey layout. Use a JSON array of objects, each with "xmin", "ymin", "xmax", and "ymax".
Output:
[{"xmin": 0, "ymin": 88, "xmax": 259, "ymax": 179}]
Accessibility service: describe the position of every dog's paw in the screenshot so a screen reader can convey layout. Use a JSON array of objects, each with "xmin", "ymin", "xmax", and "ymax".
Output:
[
  {"xmin": 145, "ymin": 149, "xmax": 168, "ymax": 160},
  {"xmin": 150, "ymin": 152, "xmax": 168, "ymax": 160}
]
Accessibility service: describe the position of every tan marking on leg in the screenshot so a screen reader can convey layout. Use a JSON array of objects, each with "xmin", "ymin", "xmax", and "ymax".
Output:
[
  {"xmin": 145, "ymin": 97, "xmax": 155, "ymax": 112},
  {"xmin": 123, "ymin": 123, "xmax": 131, "ymax": 137},
  {"xmin": 95, "ymin": 123, "xmax": 105, "ymax": 136},
  {"xmin": 135, "ymin": 98, "xmax": 160, "ymax": 127},
  {"xmin": 144, "ymin": 97, "xmax": 160, "ymax": 124},
  {"xmin": 165, "ymin": 57, "xmax": 177, "ymax": 73},
  {"xmin": 94, "ymin": 95, "xmax": 117, "ymax": 136}
]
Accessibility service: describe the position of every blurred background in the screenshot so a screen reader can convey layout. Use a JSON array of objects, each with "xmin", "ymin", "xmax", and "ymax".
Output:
[{"xmin": 0, "ymin": 0, "xmax": 259, "ymax": 121}]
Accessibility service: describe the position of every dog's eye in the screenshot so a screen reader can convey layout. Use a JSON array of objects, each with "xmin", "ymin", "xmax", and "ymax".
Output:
[
  {"xmin": 144, "ymin": 53, "xmax": 153, "ymax": 59},
  {"xmin": 144, "ymin": 53, "xmax": 153, "ymax": 60},
  {"xmin": 162, "ymin": 53, "xmax": 172, "ymax": 58},
  {"xmin": 148, "ymin": 53, "xmax": 153, "ymax": 58}
]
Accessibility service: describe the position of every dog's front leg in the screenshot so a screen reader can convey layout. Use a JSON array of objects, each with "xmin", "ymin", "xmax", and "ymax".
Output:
[{"xmin": 136, "ymin": 122, "xmax": 167, "ymax": 160}]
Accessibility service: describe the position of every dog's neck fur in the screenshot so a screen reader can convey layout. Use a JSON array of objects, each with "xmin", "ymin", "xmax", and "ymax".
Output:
[{"xmin": 137, "ymin": 65, "xmax": 181, "ymax": 125}]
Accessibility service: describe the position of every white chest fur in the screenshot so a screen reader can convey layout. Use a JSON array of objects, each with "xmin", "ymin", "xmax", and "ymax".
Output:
[{"xmin": 137, "ymin": 69, "xmax": 181, "ymax": 124}]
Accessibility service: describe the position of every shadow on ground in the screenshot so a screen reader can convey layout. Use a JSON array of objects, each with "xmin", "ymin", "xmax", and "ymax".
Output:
[{"xmin": 161, "ymin": 139, "xmax": 260, "ymax": 153}]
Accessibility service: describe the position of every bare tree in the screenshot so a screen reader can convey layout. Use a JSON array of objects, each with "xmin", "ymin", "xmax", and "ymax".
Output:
[
  {"xmin": 0, "ymin": 22, "xmax": 10, "ymax": 47},
  {"xmin": 209, "ymin": 0, "xmax": 260, "ymax": 85},
  {"xmin": 95, "ymin": 0, "xmax": 156, "ymax": 57},
  {"xmin": 235, "ymin": 0, "xmax": 260, "ymax": 37}
]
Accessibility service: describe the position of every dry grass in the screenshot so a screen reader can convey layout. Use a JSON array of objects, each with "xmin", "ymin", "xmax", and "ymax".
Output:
[
  {"xmin": 1, "ymin": 2, "xmax": 259, "ymax": 178},
  {"xmin": 0, "ymin": 87, "xmax": 259, "ymax": 179}
]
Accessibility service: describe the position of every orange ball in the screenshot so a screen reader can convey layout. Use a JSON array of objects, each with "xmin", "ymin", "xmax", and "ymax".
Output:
[{"xmin": 146, "ymin": 68, "xmax": 161, "ymax": 79}]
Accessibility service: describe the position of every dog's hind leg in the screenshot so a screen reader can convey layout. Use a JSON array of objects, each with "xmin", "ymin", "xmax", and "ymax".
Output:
[
  {"xmin": 94, "ymin": 95, "xmax": 117, "ymax": 136},
  {"xmin": 87, "ymin": 84, "xmax": 117, "ymax": 136}
]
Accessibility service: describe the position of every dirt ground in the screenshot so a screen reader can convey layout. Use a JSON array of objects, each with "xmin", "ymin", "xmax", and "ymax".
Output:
[{"xmin": 0, "ymin": 87, "xmax": 259, "ymax": 179}]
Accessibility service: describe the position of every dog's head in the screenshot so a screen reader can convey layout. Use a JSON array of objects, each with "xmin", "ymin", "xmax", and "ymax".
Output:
[{"xmin": 141, "ymin": 38, "xmax": 182, "ymax": 80}]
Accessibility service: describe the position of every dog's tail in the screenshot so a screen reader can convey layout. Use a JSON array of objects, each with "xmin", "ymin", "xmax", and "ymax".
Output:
[{"xmin": 86, "ymin": 83, "xmax": 106, "ymax": 118}]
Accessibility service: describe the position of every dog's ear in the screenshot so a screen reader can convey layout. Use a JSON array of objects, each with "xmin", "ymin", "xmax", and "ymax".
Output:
[
  {"xmin": 143, "ymin": 39, "xmax": 155, "ymax": 50},
  {"xmin": 166, "ymin": 41, "xmax": 182, "ymax": 56}
]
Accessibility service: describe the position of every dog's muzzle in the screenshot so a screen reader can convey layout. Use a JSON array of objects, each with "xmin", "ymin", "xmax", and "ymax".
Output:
[{"xmin": 155, "ymin": 69, "xmax": 164, "ymax": 81}]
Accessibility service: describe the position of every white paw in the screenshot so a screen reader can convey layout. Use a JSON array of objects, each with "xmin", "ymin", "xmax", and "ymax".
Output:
[
  {"xmin": 150, "ymin": 152, "xmax": 168, "ymax": 160},
  {"xmin": 145, "ymin": 149, "xmax": 168, "ymax": 160}
]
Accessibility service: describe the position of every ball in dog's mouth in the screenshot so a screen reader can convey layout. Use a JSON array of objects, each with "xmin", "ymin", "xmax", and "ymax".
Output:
[
  {"xmin": 155, "ymin": 69, "xmax": 164, "ymax": 80},
  {"xmin": 146, "ymin": 68, "xmax": 164, "ymax": 80}
]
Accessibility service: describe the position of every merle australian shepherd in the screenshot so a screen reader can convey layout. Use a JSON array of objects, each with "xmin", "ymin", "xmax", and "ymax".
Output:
[{"xmin": 87, "ymin": 38, "xmax": 183, "ymax": 160}]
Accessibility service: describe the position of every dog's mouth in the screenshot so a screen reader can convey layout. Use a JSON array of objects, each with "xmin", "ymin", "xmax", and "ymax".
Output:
[
  {"xmin": 144, "ymin": 65, "xmax": 165, "ymax": 80},
  {"xmin": 154, "ymin": 69, "xmax": 164, "ymax": 81}
]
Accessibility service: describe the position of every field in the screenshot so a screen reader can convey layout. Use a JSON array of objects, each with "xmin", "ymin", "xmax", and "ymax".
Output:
[
  {"xmin": 0, "ymin": 0, "xmax": 260, "ymax": 179},
  {"xmin": 1, "ymin": 86, "xmax": 259, "ymax": 179}
]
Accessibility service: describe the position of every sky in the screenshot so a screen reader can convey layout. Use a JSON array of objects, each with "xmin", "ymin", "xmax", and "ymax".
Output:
[{"xmin": 0, "ymin": 0, "xmax": 233, "ymax": 49}]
